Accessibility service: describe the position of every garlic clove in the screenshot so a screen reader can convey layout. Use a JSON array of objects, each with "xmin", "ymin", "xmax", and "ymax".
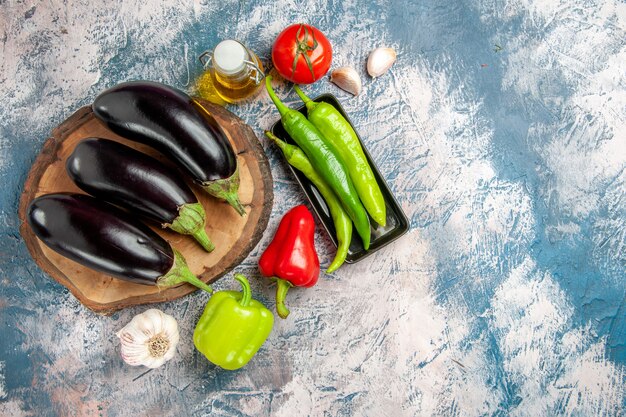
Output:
[
  {"xmin": 161, "ymin": 315, "xmax": 178, "ymax": 338},
  {"xmin": 138, "ymin": 308, "xmax": 164, "ymax": 335},
  {"xmin": 143, "ymin": 355, "xmax": 167, "ymax": 369},
  {"xmin": 117, "ymin": 309, "xmax": 179, "ymax": 368},
  {"xmin": 330, "ymin": 67, "xmax": 362, "ymax": 96},
  {"xmin": 116, "ymin": 324, "xmax": 150, "ymax": 345},
  {"xmin": 120, "ymin": 347, "xmax": 151, "ymax": 367},
  {"xmin": 367, "ymin": 47, "xmax": 397, "ymax": 78},
  {"xmin": 161, "ymin": 316, "xmax": 179, "ymax": 362}
]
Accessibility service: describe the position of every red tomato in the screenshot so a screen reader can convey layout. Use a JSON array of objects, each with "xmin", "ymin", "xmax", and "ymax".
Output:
[{"xmin": 272, "ymin": 24, "xmax": 332, "ymax": 84}]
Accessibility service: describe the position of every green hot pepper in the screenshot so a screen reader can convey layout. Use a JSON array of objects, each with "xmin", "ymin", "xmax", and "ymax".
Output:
[
  {"xmin": 193, "ymin": 273, "xmax": 274, "ymax": 370},
  {"xmin": 294, "ymin": 86, "xmax": 387, "ymax": 227},
  {"xmin": 265, "ymin": 76, "xmax": 371, "ymax": 250},
  {"xmin": 266, "ymin": 131, "xmax": 352, "ymax": 273}
]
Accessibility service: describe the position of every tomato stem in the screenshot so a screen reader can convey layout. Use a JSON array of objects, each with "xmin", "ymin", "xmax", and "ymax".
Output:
[{"xmin": 291, "ymin": 24, "xmax": 318, "ymax": 83}]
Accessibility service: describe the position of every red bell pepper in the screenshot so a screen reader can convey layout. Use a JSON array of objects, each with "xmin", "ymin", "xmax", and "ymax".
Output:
[{"xmin": 259, "ymin": 205, "xmax": 320, "ymax": 319}]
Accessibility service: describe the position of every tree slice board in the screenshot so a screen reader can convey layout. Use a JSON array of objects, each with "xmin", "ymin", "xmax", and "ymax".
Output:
[{"xmin": 18, "ymin": 99, "xmax": 273, "ymax": 314}]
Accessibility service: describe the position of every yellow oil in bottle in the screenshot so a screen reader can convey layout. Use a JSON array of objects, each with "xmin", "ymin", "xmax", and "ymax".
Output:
[
  {"xmin": 195, "ymin": 40, "xmax": 264, "ymax": 105},
  {"xmin": 213, "ymin": 54, "xmax": 264, "ymax": 103},
  {"xmin": 193, "ymin": 71, "xmax": 228, "ymax": 106}
]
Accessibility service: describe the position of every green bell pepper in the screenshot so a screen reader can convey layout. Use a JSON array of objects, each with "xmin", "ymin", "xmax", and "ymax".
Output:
[{"xmin": 193, "ymin": 273, "xmax": 274, "ymax": 370}]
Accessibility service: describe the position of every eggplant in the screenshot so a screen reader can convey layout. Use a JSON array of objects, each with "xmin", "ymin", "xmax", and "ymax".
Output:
[
  {"xmin": 92, "ymin": 81, "xmax": 245, "ymax": 216},
  {"xmin": 66, "ymin": 138, "xmax": 214, "ymax": 252},
  {"xmin": 27, "ymin": 193, "xmax": 213, "ymax": 293}
]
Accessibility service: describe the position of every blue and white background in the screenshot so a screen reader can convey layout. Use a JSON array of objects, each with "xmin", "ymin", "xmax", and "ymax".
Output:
[{"xmin": 1, "ymin": 0, "xmax": 624, "ymax": 416}]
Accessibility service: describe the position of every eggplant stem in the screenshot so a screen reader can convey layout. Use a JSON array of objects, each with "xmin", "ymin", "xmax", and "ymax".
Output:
[
  {"xmin": 158, "ymin": 249, "xmax": 213, "ymax": 293},
  {"xmin": 223, "ymin": 193, "xmax": 246, "ymax": 217},
  {"xmin": 201, "ymin": 165, "xmax": 246, "ymax": 216},
  {"xmin": 170, "ymin": 202, "xmax": 215, "ymax": 252},
  {"xmin": 192, "ymin": 229, "xmax": 215, "ymax": 252}
]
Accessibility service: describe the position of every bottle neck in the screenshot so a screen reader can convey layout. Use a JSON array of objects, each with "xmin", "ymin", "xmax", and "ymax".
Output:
[
  {"xmin": 215, "ymin": 64, "xmax": 250, "ymax": 82},
  {"xmin": 212, "ymin": 40, "xmax": 252, "ymax": 81}
]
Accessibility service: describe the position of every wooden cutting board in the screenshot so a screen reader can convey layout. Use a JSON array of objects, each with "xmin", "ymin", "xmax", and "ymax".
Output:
[{"xmin": 18, "ymin": 99, "xmax": 273, "ymax": 314}]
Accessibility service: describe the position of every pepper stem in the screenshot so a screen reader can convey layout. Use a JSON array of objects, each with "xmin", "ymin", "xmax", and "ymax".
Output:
[
  {"xmin": 169, "ymin": 202, "xmax": 215, "ymax": 252},
  {"xmin": 293, "ymin": 85, "xmax": 317, "ymax": 113},
  {"xmin": 158, "ymin": 248, "xmax": 213, "ymax": 293},
  {"xmin": 265, "ymin": 76, "xmax": 290, "ymax": 117},
  {"xmin": 274, "ymin": 278, "xmax": 293, "ymax": 319},
  {"xmin": 264, "ymin": 131, "xmax": 295, "ymax": 159},
  {"xmin": 234, "ymin": 273, "xmax": 252, "ymax": 307}
]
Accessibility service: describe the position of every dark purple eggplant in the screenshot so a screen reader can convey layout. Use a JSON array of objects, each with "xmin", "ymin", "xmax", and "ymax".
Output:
[
  {"xmin": 66, "ymin": 138, "xmax": 214, "ymax": 252},
  {"xmin": 27, "ymin": 193, "xmax": 213, "ymax": 293},
  {"xmin": 92, "ymin": 81, "xmax": 245, "ymax": 216}
]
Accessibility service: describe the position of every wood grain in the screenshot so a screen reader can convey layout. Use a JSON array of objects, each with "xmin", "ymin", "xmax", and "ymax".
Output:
[{"xmin": 17, "ymin": 100, "xmax": 273, "ymax": 314}]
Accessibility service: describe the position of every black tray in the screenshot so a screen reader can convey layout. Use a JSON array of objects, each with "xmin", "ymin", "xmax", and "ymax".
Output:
[{"xmin": 270, "ymin": 93, "xmax": 409, "ymax": 264}]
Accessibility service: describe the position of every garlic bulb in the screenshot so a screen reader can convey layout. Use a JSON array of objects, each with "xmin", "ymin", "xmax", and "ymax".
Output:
[
  {"xmin": 367, "ymin": 47, "xmax": 397, "ymax": 78},
  {"xmin": 116, "ymin": 309, "xmax": 179, "ymax": 368},
  {"xmin": 330, "ymin": 67, "xmax": 362, "ymax": 96}
]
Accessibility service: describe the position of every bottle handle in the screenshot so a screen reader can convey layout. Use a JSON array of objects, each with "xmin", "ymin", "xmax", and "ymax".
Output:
[
  {"xmin": 199, "ymin": 51, "xmax": 213, "ymax": 69},
  {"xmin": 244, "ymin": 59, "xmax": 265, "ymax": 85}
]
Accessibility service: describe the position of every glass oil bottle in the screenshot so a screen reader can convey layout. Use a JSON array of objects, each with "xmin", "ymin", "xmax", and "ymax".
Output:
[{"xmin": 196, "ymin": 40, "xmax": 265, "ymax": 104}]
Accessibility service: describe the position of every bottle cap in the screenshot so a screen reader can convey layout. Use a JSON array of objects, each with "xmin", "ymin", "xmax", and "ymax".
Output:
[{"xmin": 213, "ymin": 40, "xmax": 247, "ymax": 75}]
